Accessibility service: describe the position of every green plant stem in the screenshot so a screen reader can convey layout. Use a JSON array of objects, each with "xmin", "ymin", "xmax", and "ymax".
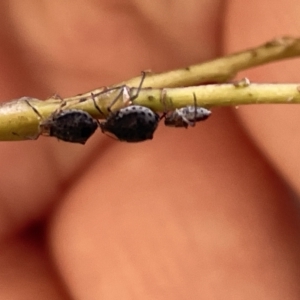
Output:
[
  {"xmin": 132, "ymin": 83, "xmax": 300, "ymax": 110},
  {"xmin": 1, "ymin": 36, "xmax": 300, "ymax": 141},
  {"xmin": 67, "ymin": 36, "xmax": 300, "ymax": 102},
  {"xmin": 1, "ymin": 83, "xmax": 300, "ymax": 141}
]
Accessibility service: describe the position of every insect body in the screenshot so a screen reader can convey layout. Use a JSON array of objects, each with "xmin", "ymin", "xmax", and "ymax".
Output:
[
  {"xmin": 99, "ymin": 105, "xmax": 159, "ymax": 142},
  {"xmin": 40, "ymin": 109, "xmax": 98, "ymax": 144},
  {"xmin": 164, "ymin": 93, "xmax": 211, "ymax": 128},
  {"xmin": 26, "ymin": 100, "xmax": 98, "ymax": 144},
  {"xmin": 90, "ymin": 73, "xmax": 160, "ymax": 143},
  {"xmin": 164, "ymin": 106, "xmax": 211, "ymax": 128}
]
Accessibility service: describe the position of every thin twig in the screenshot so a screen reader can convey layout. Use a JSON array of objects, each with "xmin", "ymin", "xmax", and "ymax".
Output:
[
  {"xmin": 67, "ymin": 35, "xmax": 300, "ymax": 102},
  {"xmin": 1, "ymin": 83, "xmax": 300, "ymax": 141},
  {"xmin": 1, "ymin": 36, "xmax": 300, "ymax": 141}
]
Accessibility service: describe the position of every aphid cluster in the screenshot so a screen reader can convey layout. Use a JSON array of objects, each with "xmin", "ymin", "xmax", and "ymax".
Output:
[
  {"xmin": 98, "ymin": 97, "xmax": 211, "ymax": 142},
  {"xmin": 26, "ymin": 74, "xmax": 211, "ymax": 144}
]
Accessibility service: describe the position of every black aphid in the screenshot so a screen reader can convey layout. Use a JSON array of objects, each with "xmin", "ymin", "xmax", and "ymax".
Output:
[
  {"xmin": 99, "ymin": 105, "xmax": 159, "ymax": 142},
  {"xmin": 25, "ymin": 100, "xmax": 98, "ymax": 144},
  {"xmin": 91, "ymin": 72, "xmax": 160, "ymax": 142}
]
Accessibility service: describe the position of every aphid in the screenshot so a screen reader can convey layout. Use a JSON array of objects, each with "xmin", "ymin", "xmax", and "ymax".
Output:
[
  {"xmin": 164, "ymin": 93, "xmax": 211, "ymax": 128},
  {"xmin": 91, "ymin": 72, "xmax": 160, "ymax": 143},
  {"xmin": 99, "ymin": 105, "xmax": 160, "ymax": 142},
  {"xmin": 25, "ymin": 100, "xmax": 98, "ymax": 144}
]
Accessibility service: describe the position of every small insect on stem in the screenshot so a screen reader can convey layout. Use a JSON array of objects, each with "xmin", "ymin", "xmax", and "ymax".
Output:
[
  {"xmin": 91, "ymin": 72, "xmax": 160, "ymax": 142},
  {"xmin": 163, "ymin": 93, "xmax": 211, "ymax": 128},
  {"xmin": 99, "ymin": 105, "xmax": 160, "ymax": 142},
  {"xmin": 25, "ymin": 99, "xmax": 99, "ymax": 144}
]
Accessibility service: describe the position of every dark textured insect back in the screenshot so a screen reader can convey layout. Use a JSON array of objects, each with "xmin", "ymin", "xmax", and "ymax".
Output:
[
  {"xmin": 97, "ymin": 72, "xmax": 160, "ymax": 143},
  {"xmin": 41, "ymin": 109, "xmax": 98, "ymax": 144},
  {"xmin": 25, "ymin": 98, "xmax": 98, "ymax": 144},
  {"xmin": 100, "ymin": 105, "xmax": 159, "ymax": 142}
]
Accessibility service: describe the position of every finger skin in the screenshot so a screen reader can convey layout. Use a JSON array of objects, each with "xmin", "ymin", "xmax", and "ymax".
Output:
[
  {"xmin": 0, "ymin": 235, "xmax": 69, "ymax": 299},
  {"xmin": 225, "ymin": 0, "xmax": 300, "ymax": 195},
  {"xmin": 1, "ymin": 0, "xmax": 300, "ymax": 299}
]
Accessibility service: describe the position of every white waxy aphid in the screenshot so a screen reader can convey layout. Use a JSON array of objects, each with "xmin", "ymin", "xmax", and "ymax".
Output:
[{"xmin": 164, "ymin": 93, "xmax": 211, "ymax": 128}]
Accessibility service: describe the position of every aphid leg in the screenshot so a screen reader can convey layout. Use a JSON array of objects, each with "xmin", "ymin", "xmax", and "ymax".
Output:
[
  {"xmin": 192, "ymin": 92, "xmax": 198, "ymax": 125},
  {"xmin": 92, "ymin": 85, "xmax": 124, "ymax": 98},
  {"xmin": 91, "ymin": 92, "xmax": 105, "ymax": 119},
  {"xmin": 106, "ymin": 87, "xmax": 126, "ymax": 113},
  {"xmin": 23, "ymin": 99, "xmax": 43, "ymax": 139},
  {"xmin": 50, "ymin": 94, "xmax": 70, "ymax": 114},
  {"xmin": 72, "ymin": 85, "xmax": 125, "ymax": 115},
  {"xmin": 182, "ymin": 115, "xmax": 195, "ymax": 127},
  {"xmin": 52, "ymin": 93, "xmax": 66, "ymax": 106},
  {"xmin": 52, "ymin": 93, "xmax": 63, "ymax": 100},
  {"xmin": 159, "ymin": 88, "xmax": 168, "ymax": 121},
  {"xmin": 75, "ymin": 85, "xmax": 126, "ymax": 114},
  {"xmin": 106, "ymin": 71, "xmax": 146, "ymax": 112},
  {"xmin": 92, "ymin": 71, "xmax": 148, "ymax": 113},
  {"xmin": 179, "ymin": 92, "xmax": 198, "ymax": 127},
  {"xmin": 129, "ymin": 71, "xmax": 147, "ymax": 102},
  {"xmin": 89, "ymin": 93, "xmax": 105, "ymax": 132},
  {"xmin": 24, "ymin": 99, "xmax": 43, "ymax": 120}
]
